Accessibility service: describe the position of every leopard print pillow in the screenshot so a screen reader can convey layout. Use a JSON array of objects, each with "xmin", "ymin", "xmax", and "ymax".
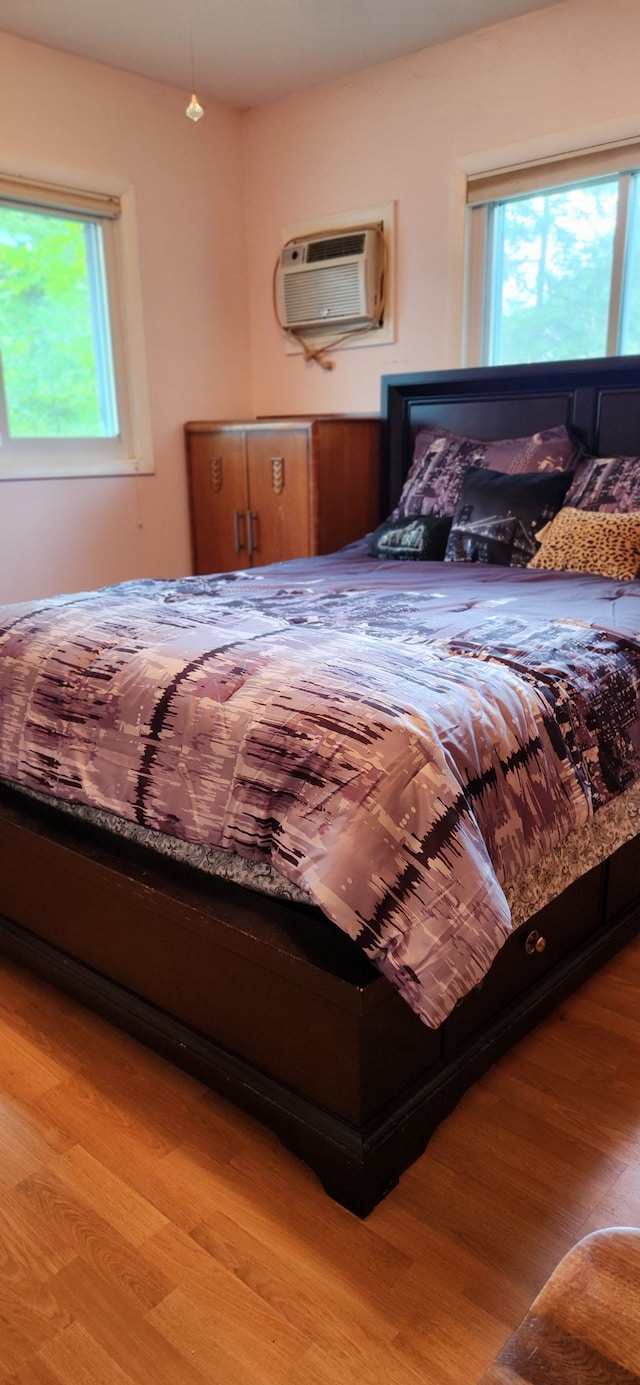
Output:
[{"xmin": 528, "ymin": 506, "xmax": 640, "ymax": 581}]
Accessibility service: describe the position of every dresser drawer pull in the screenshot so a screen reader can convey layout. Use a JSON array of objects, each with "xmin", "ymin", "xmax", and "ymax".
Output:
[
  {"xmin": 233, "ymin": 509, "xmax": 245, "ymax": 552},
  {"xmin": 271, "ymin": 456, "xmax": 285, "ymax": 494},
  {"xmin": 209, "ymin": 456, "xmax": 223, "ymax": 491},
  {"xmin": 525, "ymin": 930, "xmax": 547, "ymax": 956}
]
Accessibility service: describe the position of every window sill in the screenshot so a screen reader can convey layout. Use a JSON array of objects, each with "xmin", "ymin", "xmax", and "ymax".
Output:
[{"xmin": 0, "ymin": 453, "xmax": 154, "ymax": 481}]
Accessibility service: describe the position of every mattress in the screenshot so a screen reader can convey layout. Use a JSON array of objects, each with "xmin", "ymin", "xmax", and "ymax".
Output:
[{"xmin": 13, "ymin": 769, "xmax": 640, "ymax": 927}]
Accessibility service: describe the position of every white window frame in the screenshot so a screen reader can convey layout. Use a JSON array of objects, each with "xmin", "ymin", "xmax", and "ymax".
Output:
[
  {"xmin": 0, "ymin": 164, "xmax": 153, "ymax": 480},
  {"xmin": 463, "ymin": 139, "xmax": 640, "ymax": 368}
]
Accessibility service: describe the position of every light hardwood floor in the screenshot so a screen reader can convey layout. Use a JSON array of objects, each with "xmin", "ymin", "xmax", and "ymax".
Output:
[{"xmin": 0, "ymin": 932, "xmax": 640, "ymax": 1384}]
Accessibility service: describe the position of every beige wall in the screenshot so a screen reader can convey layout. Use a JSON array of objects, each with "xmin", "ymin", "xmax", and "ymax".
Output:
[
  {"xmin": 0, "ymin": 31, "xmax": 250, "ymax": 601},
  {"xmin": 2, "ymin": 0, "xmax": 640, "ymax": 599},
  {"xmin": 243, "ymin": 0, "xmax": 640, "ymax": 416}
]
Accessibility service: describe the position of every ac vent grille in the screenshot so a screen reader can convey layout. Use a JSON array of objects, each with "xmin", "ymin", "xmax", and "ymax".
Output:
[
  {"xmin": 275, "ymin": 224, "xmax": 384, "ymax": 332},
  {"xmin": 306, "ymin": 233, "xmax": 366, "ymax": 262},
  {"xmin": 282, "ymin": 264, "xmax": 364, "ymax": 327}
]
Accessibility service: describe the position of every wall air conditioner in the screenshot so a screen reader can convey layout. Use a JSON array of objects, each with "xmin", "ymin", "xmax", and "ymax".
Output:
[{"xmin": 275, "ymin": 226, "xmax": 384, "ymax": 334}]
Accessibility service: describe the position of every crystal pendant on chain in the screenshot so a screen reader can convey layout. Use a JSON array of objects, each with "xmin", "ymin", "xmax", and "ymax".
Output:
[{"xmin": 186, "ymin": 93, "xmax": 204, "ymax": 121}]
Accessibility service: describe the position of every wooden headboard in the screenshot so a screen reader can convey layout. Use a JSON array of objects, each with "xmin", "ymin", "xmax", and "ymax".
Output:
[{"xmin": 380, "ymin": 354, "xmax": 640, "ymax": 517}]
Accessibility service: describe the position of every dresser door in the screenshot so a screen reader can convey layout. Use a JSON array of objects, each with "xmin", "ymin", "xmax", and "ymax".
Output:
[
  {"xmin": 246, "ymin": 430, "xmax": 312, "ymax": 566},
  {"xmin": 188, "ymin": 430, "xmax": 250, "ymax": 574}
]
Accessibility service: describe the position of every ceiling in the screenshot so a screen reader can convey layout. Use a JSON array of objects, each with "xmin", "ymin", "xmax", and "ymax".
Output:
[{"xmin": 0, "ymin": 0, "xmax": 562, "ymax": 110}]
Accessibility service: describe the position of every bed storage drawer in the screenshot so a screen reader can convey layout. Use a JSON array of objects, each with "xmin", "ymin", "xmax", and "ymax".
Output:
[
  {"xmin": 605, "ymin": 836, "xmax": 640, "ymax": 922},
  {"xmin": 0, "ymin": 789, "xmax": 441, "ymax": 1127},
  {"xmin": 442, "ymin": 864, "xmax": 605, "ymax": 1054}
]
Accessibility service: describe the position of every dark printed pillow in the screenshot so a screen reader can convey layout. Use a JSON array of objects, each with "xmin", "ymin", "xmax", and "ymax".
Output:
[
  {"xmin": 444, "ymin": 466, "xmax": 575, "ymax": 568},
  {"xmin": 392, "ymin": 423, "xmax": 580, "ymax": 522},
  {"xmin": 369, "ymin": 513, "xmax": 452, "ymax": 561},
  {"xmin": 368, "ymin": 515, "xmax": 451, "ymax": 562},
  {"xmin": 564, "ymin": 454, "xmax": 640, "ymax": 513}
]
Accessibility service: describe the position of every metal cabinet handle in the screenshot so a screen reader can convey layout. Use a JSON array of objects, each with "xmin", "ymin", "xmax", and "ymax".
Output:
[
  {"xmin": 233, "ymin": 509, "xmax": 245, "ymax": 552},
  {"xmin": 246, "ymin": 510, "xmax": 257, "ymax": 555}
]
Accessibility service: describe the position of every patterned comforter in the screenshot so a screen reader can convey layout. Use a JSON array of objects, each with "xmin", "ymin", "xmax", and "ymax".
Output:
[{"xmin": 1, "ymin": 542, "xmax": 639, "ymax": 1028}]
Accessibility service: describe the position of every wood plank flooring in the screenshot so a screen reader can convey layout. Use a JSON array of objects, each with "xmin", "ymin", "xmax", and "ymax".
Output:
[{"xmin": 0, "ymin": 934, "xmax": 640, "ymax": 1383}]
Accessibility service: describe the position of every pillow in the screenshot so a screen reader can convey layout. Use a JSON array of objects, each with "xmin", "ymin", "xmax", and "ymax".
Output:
[
  {"xmin": 564, "ymin": 454, "xmax": 640, "ymax": 513},
  {"xmin": 369, "ymin": 513, "xmax": 452, "ymax": 561},
  {"xmin": 444, "ymin": 466, "xmax": 575, "ymax": 568},
  {"xmin": 528, "ymin": 507, "xmax": 640, "ymax": 581},
  {"xmin": 392, "ymin": 423, "xmax": 580, "ymax": 522}
]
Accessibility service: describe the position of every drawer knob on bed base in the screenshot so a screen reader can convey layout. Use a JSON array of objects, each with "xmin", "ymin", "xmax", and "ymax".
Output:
[{"xmin": 525, "ymin": 929, "xmax": 547, "ymax": 955}]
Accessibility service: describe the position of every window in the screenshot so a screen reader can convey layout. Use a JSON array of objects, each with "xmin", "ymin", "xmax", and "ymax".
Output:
[
  {"xmin": 464, "ymin": 142, "xmax": 640, "ymax": 367},
  {"xmin": 0, "ymin": 172, "xmax": 152, "ymax": 479}
]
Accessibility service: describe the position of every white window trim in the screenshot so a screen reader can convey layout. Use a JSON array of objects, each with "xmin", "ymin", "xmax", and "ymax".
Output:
[
  {"xmin": 0, "ymin": 159, "xmax": 153, "ymax": 481},
  {"xmin": 450, "ymin": 118, "xmax": 640, "ymax": 368},
  {"xmin": 463, "ymin": 140, "xmax": 640, "ymax": 368}
]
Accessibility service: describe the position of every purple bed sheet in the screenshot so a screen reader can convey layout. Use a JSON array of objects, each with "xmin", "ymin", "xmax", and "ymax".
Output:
[{"xmin": 1, "ymin": 542, "xmax": 639, "ymax": 1028}]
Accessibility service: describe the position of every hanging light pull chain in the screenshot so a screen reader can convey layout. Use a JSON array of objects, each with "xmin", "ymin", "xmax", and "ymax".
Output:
[{"xmin": 185, "ymin": 0, "xmax": 204, "ymax": 121}]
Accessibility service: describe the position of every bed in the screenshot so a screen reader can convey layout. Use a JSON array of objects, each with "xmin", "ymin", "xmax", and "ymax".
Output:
[{"xmin": 0, "ymin": 353, "xmax": 639, "ymax": 1217}]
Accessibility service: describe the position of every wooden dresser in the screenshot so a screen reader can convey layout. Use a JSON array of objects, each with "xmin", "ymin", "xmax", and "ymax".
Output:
[{"xmin": 185, "ymin": 416, "xmax": 380, "ymax": 574}]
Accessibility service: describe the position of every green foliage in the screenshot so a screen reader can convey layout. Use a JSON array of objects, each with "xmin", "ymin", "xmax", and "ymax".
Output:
[
  {"xmin": 491, "ymin": 182, "xmax": 618, "ymax": 364},
  {"xmin": 0, "ymin": 205, "xmax": 104, "ymax": 437}
]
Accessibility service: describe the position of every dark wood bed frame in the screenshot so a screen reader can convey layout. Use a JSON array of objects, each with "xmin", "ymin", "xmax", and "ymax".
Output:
[{"xmin": 1, "ymin": 354, "xmax": 640, "ymax": 1217}]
